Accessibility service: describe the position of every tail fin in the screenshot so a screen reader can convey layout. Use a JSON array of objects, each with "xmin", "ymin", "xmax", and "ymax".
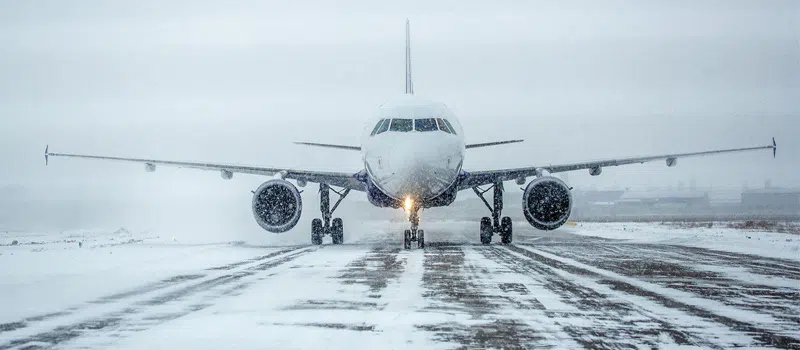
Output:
[{"xmin": 405, "ymin": 19, "xmax": 414, "ymax": 95}]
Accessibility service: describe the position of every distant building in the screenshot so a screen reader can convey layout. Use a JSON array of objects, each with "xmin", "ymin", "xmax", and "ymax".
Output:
[
  {"xmin": 573, "ymin": 190, "xmax": 625, "ymax": 206},
  {"xmin": 705, "ymin": 187, "xmax": 743, "ymax": 205},
  {"xmin": 741, "ymin": 188, "xmax": 800, "ymax": 211},
  {"xmin": 617, "ymin": 190, "xmax": 710, "ymax": 207}
]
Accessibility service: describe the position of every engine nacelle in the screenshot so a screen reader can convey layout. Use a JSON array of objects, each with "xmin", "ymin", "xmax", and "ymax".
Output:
[
  {"xmin": 522, "ymin": 176, "xmax": 573, "ymax": 231},
  {"xmin": 145, "ymin": 163, "xmax": 156, "ymax": 172},
  {"xmin": 251, "ymin": 179, "xmax": 302, "ymax": 233},
  {"xmin": 221, "ymin": 169, "xmax": 233, "ymax": 180},
  {"xmin": 589, "ymin": 166, "xmax": 602, "ymax": 176}
]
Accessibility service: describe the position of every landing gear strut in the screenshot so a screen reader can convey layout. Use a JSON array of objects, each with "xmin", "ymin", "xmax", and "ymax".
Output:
[
  {"xmin": 473, "ymin": 182, "xmax": 512, "ymax": 245},
  {"xmin": 403, "ymin": 203, "xmax": 425, "ymax": 249},
  {"xmin": 311, "ymin": 184, "xmax": 349, "ymax": 245}
]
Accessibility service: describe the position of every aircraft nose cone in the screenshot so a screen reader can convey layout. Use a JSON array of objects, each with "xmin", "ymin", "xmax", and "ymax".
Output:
[{"xmin": 388, "ymin": 141, "xmax": 460, "ymax": 199}]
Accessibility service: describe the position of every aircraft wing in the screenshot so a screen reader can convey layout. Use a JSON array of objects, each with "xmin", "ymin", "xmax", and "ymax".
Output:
[
  {"xmin": 458, "ymin": 138, "xmax": 776, "ymax": 190},
  {"xmin": 44, "ymin": 147, "xmax": 366, "ymax": 191},
  {"xmin": 465, "ymin": 139, "xmax": 523, "ymax": 149},
  {"xmin": 294, "ymin": 142, "xmax": 361, "ymax": 151}
]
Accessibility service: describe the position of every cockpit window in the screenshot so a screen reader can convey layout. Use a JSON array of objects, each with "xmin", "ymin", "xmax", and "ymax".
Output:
[
  {"xmin": 436, "ymin": 118, "xmax": 452, "ymax": 134},
  {"xmin": 375, "ymin": 118, "xmax": 390, "ymax": 134},
  {"xmin": 389, "ymin": 118, "xmax": 413, "ymax": 132},
  {"xmin": 442, "ymin": 119, "xmax": 457, "ymax": 135},
  {"xmin": 415, "ymin": 118, "xmax": 438, "ymax": 132},
  {"xmin": 370, "ymin": 119, "xmax": 386, "ymax": 136}
]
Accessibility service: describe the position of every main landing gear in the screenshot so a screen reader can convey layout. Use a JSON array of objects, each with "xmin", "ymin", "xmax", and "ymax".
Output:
[
  {"xmin": 403, "ymin": 203, "xmax": 425, "ymax": 250},
  {"xmin": 311, "ymin": 184, "xmax": 350, "ymax": 245},
  {"xmin": 473, "ymin": 182, "xmax": 512, "ymax": 245}
]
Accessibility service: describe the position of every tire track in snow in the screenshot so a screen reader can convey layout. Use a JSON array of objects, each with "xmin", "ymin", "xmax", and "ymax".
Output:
[
  {"xmin": 337, "ymin": 246, "xmax": 405, "ymax": 299},
  {"xmin": 663, "ymin": 245, "xmax": 800, "ymax": 280},
  {"xmin": 284, "ymin": 246, "xmax": 405, "ymax": 312},
  {"xmin": 538, "ymin": 242, "xmax": 800, "ymax": 282},
  {"xmin": 509, "ymin": 244, "xmax": 800, "ymax": 349},
  {"xmin": 459, "ymin": 246, "xmax": 582, "ymax": 348},
  {"xmin": 0, "ymin": 246, "xmax": 304, "ymax": 337},
  {"xmin": 483, "ymin": 246, "xmax": 714, "ymax": 349},
  {"xmin": 534, "ymin": 242, "xmax": 800, "ymax": 334},
  {"xmin": 415, "ymin": 245, "xmax": 548, "ymax": 349},
  {"xmin": 0, "ymin": 246, "xmax": 313, "ymax": 350},
  {"xmin": 377, "ymin": 249, "xmax": 428, "ymax": 347},
  {"xmin": 271, "ymin": 246, "xmax": 408, "ymax": 334}
]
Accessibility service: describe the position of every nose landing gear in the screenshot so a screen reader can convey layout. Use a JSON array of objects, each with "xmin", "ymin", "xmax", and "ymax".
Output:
[
  {"xmin": 311, "ymin": 184, "xmax": 350, "ymax": 245},
  {"xmin": 473, "ymin": 182, "xmax": 512, "ymax": 245},
  {"xmin": 403, "ymin": 203, "xmax": 425, "ymax": 249}
]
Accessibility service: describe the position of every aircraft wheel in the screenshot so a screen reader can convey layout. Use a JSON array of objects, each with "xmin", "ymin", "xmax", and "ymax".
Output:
[
  {"xmin": 480, "ymin": 217, "xmax": 492, "ymax": 245},
  {"xmin": 417, "ymin": 229, "xmax": 425, "ymax": 249},
  {"xmin": 500, "ymin": 216, "xmax": 513, "ymax": 244},
  {"xmin": 311, "ymin": 219, "xmax": 323, "ymax": 245},
  {"xmin": 403, "ymin": 229, "xmax": 412, "ymax": 249},
  {"xmin": 331, "ymin": 218, "xmax": 344, "ymax": 244}
]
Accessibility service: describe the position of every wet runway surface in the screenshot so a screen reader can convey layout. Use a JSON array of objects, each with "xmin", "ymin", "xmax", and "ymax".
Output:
[{"xmin": 1, "ymin": 233, "xmax": 799, "ymax": 349}]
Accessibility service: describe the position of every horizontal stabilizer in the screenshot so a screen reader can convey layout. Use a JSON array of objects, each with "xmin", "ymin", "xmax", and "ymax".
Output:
[
  {"xmin": 294, "ymin": 142, "xmax": 361, "ymax": 151},
  {"xmin": 465, "ymin": 140, "xmax": 524, "ymax": 149}
]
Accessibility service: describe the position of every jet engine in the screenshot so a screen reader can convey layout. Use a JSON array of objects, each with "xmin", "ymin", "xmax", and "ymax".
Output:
[
  {"xmin": 251, "ymin": 179, "xmax": 303, "ymax": 233},
  {"xmin": 522, "ymin": 176, "xmax": 572, "ymax": 231}
]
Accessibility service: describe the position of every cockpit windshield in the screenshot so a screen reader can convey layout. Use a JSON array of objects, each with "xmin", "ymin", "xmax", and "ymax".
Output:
[
  {"xmin": 370, "ymin": 119, "xmax": 386, "ymax": 136},
  {"xmin": 376, "ymin": 119, "xmax": 390, "ymax": 134},
  {"xmin": 389, "ymin": 118, "xmax": 413, "ymax": 132},
  {"xmin": 436, "ymin": 118, "xmax": 452, "ymax": 134},
  {"xmin": 370, "ymin": 118, "xmax": 455, "ymax": 135},
  {"xmin": 415, "ymin": 118, "xmax": 438, "ymax": 132},
  {"xmin": 442, "ymin": 118, "xmax": 457, "ymax": 135}
]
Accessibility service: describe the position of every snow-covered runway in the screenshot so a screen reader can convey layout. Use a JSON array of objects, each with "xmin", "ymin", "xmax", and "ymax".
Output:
[{"xmin": 1, "ymin": 224, "xmax": 798, "ymax": 349}]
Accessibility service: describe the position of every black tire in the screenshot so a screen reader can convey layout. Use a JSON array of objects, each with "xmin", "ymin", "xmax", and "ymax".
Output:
[
  {"xmin": 332, "ymin": 218, "xmax": 344, "ymax": 244},
  {"xmin": 403, "ymin": 229, "xmax": 412, "ymax": 249},
  {"xmin": 417, "ymin": 229, "xmax": 425, "ymax": 249},
  {"xmin": 500, "ymin": 216, "xmax": 513, "ymax": 244},
  {"xmin": 480, "ymin": 217, "xmax": 492, "ymax": 245},
  {"xmin": 311, "ymin": 219, "xmax": 323, "ymax": 245}
]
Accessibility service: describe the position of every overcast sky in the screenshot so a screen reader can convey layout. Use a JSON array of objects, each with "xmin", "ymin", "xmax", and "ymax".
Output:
[{"xmin": 1, "ymin": 0, "xmax": 798, "ymax": 200}]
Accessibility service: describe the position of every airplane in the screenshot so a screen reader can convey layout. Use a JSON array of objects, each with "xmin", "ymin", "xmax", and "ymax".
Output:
[{"xmin": 44, "ymin": 20, "xmax": 777, "ymax": 249}]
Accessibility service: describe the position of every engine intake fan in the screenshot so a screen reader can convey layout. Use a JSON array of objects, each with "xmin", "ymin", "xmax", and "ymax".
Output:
[
  {"xmin": 522, "ymin": 176, "xmax": 572, "ymax": 231},
  {"xmin": 251, "ymin": 179, "xmax": 303, "ymax": 233}
]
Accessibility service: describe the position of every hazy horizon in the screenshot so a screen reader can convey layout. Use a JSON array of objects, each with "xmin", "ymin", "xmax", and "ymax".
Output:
[{"xmin": 2, "ymin": 1, "xmax": 798, "ymax": 202}]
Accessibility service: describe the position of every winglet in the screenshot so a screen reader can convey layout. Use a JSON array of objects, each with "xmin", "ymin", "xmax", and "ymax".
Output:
[
  {"xmin": 44, "ymin": 145, "xmax": 49, "ymax": 166},
  {"xmin": 773, "ymin": 137, "xmax": 777, "ymax": 158}
]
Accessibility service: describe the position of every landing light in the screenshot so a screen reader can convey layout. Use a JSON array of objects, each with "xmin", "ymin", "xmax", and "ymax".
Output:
[{"xmin": 404, "ymin": 197, "xmax": 413, "ymax": 212}]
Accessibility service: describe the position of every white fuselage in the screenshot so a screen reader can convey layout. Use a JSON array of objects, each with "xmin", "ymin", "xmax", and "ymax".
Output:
[{"xmin": 361, "ymin": 95, "xmax": 466, "ymax": 202}]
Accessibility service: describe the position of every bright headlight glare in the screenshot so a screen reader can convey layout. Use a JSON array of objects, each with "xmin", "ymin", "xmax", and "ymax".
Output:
[{"xmin": 404, "ymin": 197, "xmax": 413, "ymax": 211}]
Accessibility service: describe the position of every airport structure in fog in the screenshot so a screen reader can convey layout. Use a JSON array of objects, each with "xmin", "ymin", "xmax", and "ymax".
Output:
[{"xmin": 568, "ymin": 184, "xmax": 800, "ymax": 221}]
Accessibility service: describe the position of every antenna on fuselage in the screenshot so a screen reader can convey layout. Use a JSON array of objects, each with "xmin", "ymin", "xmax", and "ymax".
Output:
[{"xmin": 405, "ymin": 19, "xmax": 414, "ymax": 95}]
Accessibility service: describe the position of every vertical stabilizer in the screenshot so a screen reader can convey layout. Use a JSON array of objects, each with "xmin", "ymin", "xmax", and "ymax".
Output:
[{"xmin": 405, "ymin": 19, "xmax": 414, "ymax": 95}]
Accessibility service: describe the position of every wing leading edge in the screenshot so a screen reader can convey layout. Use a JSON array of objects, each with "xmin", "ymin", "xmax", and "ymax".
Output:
[
  {"xmin": 293, "ymin": 142, "xmax": 361, "ymax": 151},
  {"xmin": 44, "ymin": 147, "xmax": 366, "ymax": 191},
  {"xmin": 465, "ymin": 139, "xmax": 524, "ymax": 149},
  {"xmin": 295, "ymin": 140, "xmax": 525, "ymax": 150},
  {"xmin": 458, "ymin": 138, "xmax": 776, "ymax": 190}
]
